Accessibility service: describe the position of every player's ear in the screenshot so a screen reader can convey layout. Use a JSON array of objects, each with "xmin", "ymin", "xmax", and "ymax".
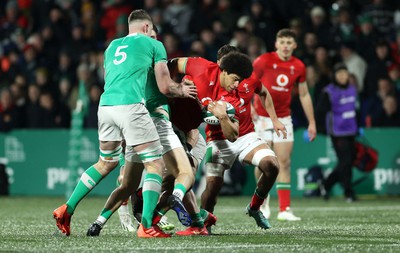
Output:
[{"xmin": 293, "ymin": 41, "xmax": 298, "ymax": 50}]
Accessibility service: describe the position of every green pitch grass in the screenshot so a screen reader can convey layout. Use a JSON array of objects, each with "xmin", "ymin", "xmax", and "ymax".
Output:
[{"xmin": 1, "ymin": 196, "xmax": 399, "ymax": 252}]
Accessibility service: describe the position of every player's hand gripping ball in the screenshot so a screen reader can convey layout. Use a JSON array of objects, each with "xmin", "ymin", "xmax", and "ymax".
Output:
[{"xmin": 202, "ymin": 101, "xmax": 235, "ymax": 125}]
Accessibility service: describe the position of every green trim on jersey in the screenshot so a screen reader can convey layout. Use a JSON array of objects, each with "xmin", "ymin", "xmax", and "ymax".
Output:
[
  {"xmin": 182, "ymin": 58, "xmax": 188, "ymax": 74},
  {"xmin": 100, "ymin": 33, "xmax": 167, "ymax": 106}
]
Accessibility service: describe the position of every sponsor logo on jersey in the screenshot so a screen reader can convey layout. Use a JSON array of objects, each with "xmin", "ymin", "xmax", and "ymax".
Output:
[
  {"xmin": 276, "ymin": 74, "xmax": 289, "ymax": 87},
  {"xmin": 290, "ymin": 65, "xmax": 295, "ymax": 75}
]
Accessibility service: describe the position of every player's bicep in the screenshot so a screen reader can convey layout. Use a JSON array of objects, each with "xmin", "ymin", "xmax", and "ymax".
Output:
[{"xmin": 154, "ymin": 61, "xmax": 171, "ymax": 94}]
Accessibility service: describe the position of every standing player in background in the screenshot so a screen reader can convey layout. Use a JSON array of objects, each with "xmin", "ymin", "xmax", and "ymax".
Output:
[
  {"xmin": 199, "ymin": 45, "xmax": 286, "ymax": 232},
  {"xmin": 253, "ymin": 29, "xmax": 316, "ymax": 221},
  {"xmin": 53, "ymin": 10, "xmax": 197, "ymax": 238}
]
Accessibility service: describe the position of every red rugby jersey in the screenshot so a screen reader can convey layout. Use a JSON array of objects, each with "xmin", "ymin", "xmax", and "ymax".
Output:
[
  {"xmin": 237, "ymin": 72, "xmax": 262, "ymax": 136},
  {"xmin": 253, "ymin": 52, "xmax": 306, "ymax": 118},
  {"xmin": 184, "ymin": 57, "xmax": 241, "ymax": 142}
]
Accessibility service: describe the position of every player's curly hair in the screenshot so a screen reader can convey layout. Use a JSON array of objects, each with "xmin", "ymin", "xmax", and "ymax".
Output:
[
  {"xmin": 128, "ymin": 9, "xmax": 152, "ymax": 24},
  {"xmin": 217, "ymin": 45, "xmax": 240, "ymax": 61},
  {"xmin": 219, "ymin": 52, "xmax": 253, "ymax": 80}
]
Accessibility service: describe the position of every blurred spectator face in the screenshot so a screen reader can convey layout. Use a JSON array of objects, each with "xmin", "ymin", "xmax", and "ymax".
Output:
[
  {"xmin": 289, "ymin": 19, "xmax": 302, "ymax": 37},
  {"xmin": 340, "ymin": 46, "xmax": 352, "ymax": 59},
  {"xmin": 248, "ymin": 38, "xmax": 262, "ymax": 56},
  {"xmin": 28, "ymin": 85, "xmax": 40, "ymax": 103},
  {"xmin": 50, "ymin": 8, "xmax": 63, "ymax": 23},
  {"xmin": 218, "ymin": 0, "xmax": 230, "ymax": 10},
  {"xmin": 376, "ymin": 44, "xmax": 388, "ymax": 60},
  {"xmin": 304, "ymin": 32, "xmax": 317, "ymax": 49},
  {"xmin": 212, "ymin": 20, "xmax": 224, "ymax": 34},
  {"xmin": 59, "ymin": 52, "xmax": 71, "ymax": 69},
  {"xmin": 14, "ymin": 74, "xmax": 26, "ymax": 87},
  {"xmin": 39, "ymin": 93, "xmax": 54, "ymax": 110},
  {"xmin": 378, "ymin": 78, "xmax": 392, "ymax": 95},
  {"xmin": 335, "ymin": 69, "xmax": 349, "ymax": 85},
  {"xmin": 10, "ymin": 83, "xmax": 23, "ymax": 101},
  {"xmin": 77, "ymin": 63, "xmax": 90, "ymax": 82},
  {"xmin": 388, "ymin": 66, "xmax": 400, "ymax": 81},
  {"xmin": 315, "ymin": 46, "xmax": 328, "ymax": 63},
  {"xmin": 23, "ymin": 45, "xmax": 36, "ymax": 62},
  {"xmin": 27, "ymin": 33, "xmax": 43, "ymax": 52},
  {"xmin": 275, "ymin": 36, "xmax": 297, "ymax": 58},
  {"xmin": 338, "ymin": 9, "xmax": 351, "ymax": 24},
  {"xmin": 41, "ymin": 26, "xmax": 53, "ymax": 41},
  {"xmin": 163, "ymin": 34, "xmax": 179, "ymax": 54},
  {"xmin": 89, "ymin": 85, "xmax": 101, "ymax": 102},
  {"xmin": 72, "ymin": 26, "xmax": 83, "ymax": 40},
  {"xmin": 59, "ymin": 78, "xmax": 71, "ymax": 97},
  {"xmin": 144, "ymin": 0, "xmax": 158, "ymax": 9},
  {"xmin": 190, "ymin": 40, "xmax": 206, "ymax": 56},
  {"xmin": 35, "ymin": 68, "xmax": 48, "ymax": 86},
  {"xmin": 383, "ymin": 96, "xmax": 397, "ymax": 116},
  {"xmin": 310, "ymin": 6, "xmax": 325, "ymax": 26},
  {"xmin": 360, "ymin": 21, "xmax": 373, "ymax": 35},
  {"xmin": 0, "ymin": 89, "xmax": 12, "ymax": 109},
  {"xmin": 5, "ymin": 2, "xmax": 18, "ymax": 21},
  {"xmin": 233, "ymin": 29, "xmax": 249, "ymax": 49},
  {"xmin": 200, "ymin": 29, "xmax": 215, "ymax": 45},
  {"xmin": 250, "ymin": 1, "xmax": 263, "ymax": 17}
]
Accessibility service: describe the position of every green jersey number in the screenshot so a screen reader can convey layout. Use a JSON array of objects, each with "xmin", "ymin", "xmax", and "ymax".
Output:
[{"xmin": 113, "ymin": 45, "xmax": 128, "ymax": 65}]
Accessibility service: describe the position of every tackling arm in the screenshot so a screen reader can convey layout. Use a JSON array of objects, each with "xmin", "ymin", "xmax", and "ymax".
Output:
[{"xmin": 154, "ymin": 61, "xmax": 196, "ymax": 99}]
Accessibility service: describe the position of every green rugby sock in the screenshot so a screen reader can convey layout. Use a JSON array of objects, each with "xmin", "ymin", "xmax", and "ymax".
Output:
[
  {"xmin": 66, "ymin": 166, "xmax": 103, "ymax": 214},
  {"xmin": 141, "ymin": 173, "xmax": 162, "ymax": 228}
]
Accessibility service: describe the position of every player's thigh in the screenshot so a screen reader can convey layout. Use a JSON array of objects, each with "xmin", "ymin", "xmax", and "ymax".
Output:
[
  {"xmin": 273, "ymin": 141, "xmax": 293, "ymax": 165},
  {"xmin": 121, "ymin": 104, "xmax": 160, "ymax": 146},
  {"xmin": 204, "ymin": 140, "xmax": 236, "ymax": 177},
  {"xmin": 163, "ymin": 147, "xmax": 193, "ymax": 177},
  {"xmin": 152, "ymin": 117, "xmax": 183, "ymax": 154}
]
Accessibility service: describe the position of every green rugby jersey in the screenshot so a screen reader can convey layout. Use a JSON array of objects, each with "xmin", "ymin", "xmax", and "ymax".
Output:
[
  {"xmin": 100, "ymin": 33, "xmax": 167, "ymax": 106},
  {"xmin": 145, "ymin": 68, "xmax": 169, "ymax": 117}
]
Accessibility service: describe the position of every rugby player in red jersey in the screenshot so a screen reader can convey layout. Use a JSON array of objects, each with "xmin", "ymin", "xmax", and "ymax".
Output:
[{"xmin": 253, "ymin": 29, "xmax": 317, "ymax": 221}]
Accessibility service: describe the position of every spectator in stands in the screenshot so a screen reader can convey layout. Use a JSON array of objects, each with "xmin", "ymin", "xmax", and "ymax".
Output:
[
  {"xmin": 0, "ymin": 87, "xmax": 19, "ymax": 132},
  {"xmin": 38, "ymin": 92, "xmax": 70, "ymax": 128},
  {"xmin": 163, "ymin": 0, "xmax": 193, "ymax": 41},
  {"xmin": 363, "ymin": 39, "xmax": 395, "ymax": 98},
  {"xmin": 364, "ymin": 78, "xmax": 398, "ymax": 127},
  {"xmin": 339, "ymin": 41, "xmax": 367, "ymax": 92},
  {"xmin": 84, "ymin": 85, "xmax": 101, "ymax": 129},
  {"xmin": 374, "ymin": 95, "xmax": 400, "ymax": 127},
  {"xmin": 361, "ymin": 0, "xmax": 394, "ymax": 38},
  {"xmin": 25, "ymin": 84, "xmax": 41, "ymax": 128},
  {"xmin": 355, "ymin": 15, "xmax": 380, "ymax": 63},
  {"xmin": 305, "ymin": 6, "xmax": 332, "ymax": 49}
]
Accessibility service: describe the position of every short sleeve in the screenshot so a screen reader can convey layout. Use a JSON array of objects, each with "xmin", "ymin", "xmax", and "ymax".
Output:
[
  {"xmin": 298, "ymin": 62, "xmax": 306, "ymax": 83},
  {"xmin": 252, "ymin": 55, "xmax": 265, "ymax": 80},
  {"xmin": 153, "ymin": 40, "xmax": 167, "ymax": 64},
  {"xmin": 185, "ymin": 58, "xmax": 210, "ymax": 77}
]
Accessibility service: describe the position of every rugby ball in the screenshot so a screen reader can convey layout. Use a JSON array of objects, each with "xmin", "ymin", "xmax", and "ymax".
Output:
[{"xmin": 202, "ymin": 101, "xmax": 235, "ymax": 125}]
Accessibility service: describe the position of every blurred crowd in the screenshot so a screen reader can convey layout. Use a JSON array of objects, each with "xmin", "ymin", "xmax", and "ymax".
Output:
[{"xmin": 0, "ymin": 0, "xmax": 400, "ymax": 132}]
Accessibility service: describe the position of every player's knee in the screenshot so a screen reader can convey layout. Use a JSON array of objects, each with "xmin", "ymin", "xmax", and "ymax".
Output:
[
  {"xmin": 259, "ymin": 156, "xmax": 280, "ymax": 178},
  {"xmin": 279, "ymin": 156, "xmax": 291, "ymax": 170}
]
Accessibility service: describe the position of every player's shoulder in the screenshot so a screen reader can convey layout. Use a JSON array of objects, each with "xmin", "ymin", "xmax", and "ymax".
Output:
[
  {"xmin": 188, "ymin": 57, "xmax": 215, "ymax": 66},
  {"xmin": 255, "ymin": 52, "xmax": 273, "ymax": 62},
  {"xmin": 290, "ymin": 55, "xmax": 306, "ymax": 68}
]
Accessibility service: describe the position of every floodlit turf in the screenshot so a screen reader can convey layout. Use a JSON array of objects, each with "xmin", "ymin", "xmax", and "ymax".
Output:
[{"xmin": 1, "ymin": 196, "xmax": 399, "ymax": 252}]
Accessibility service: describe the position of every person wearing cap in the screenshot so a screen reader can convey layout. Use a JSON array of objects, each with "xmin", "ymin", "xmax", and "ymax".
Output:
[{"xmin": 316, "ymin": 63, "xmax": 358, "ymax": 202}]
